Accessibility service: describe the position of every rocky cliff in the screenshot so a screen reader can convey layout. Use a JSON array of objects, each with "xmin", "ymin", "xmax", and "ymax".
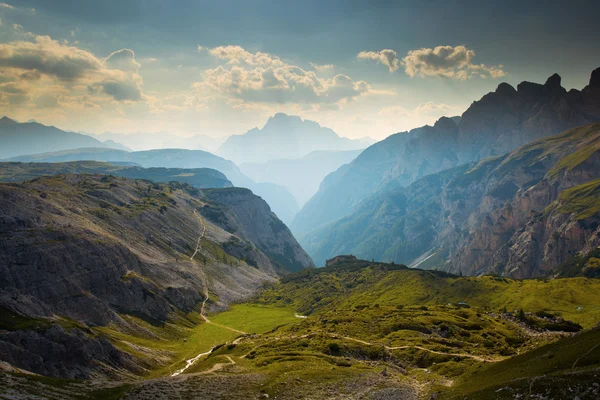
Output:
[
  {"xmin": 303, "ymin": 123, "xmax": 600, "ymax": 277},
  {"xmin": 292, "ymin": 67, "xmax": 600, "ymax": 236}
]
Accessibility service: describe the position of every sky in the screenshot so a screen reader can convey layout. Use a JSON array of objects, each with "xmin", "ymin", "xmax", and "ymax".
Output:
[{"xmin": 0, "ymin": 0, "xmax": 599, "ymax": 141}]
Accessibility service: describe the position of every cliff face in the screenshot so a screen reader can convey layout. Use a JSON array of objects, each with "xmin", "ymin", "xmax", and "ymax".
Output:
[
  {"xmin": 0, "ymin": 174, "xmax": 312, "ymax": 377},
  {"xmin": 304, "ymin": 124, "xmax": 600, "ymax": 277},
  {"xmin": 293, "ymin": 67, "xmax": 600, "ymax": 236},
  {"xmin": 200, "ymin": 188, "xmax": 314, "ymax": 273}
]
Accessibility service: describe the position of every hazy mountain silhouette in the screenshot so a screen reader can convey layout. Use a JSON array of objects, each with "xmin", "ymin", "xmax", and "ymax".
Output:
[
  {"xmin": 0, "ymin": 117, "xmax": 129, "ymax": 159},
  {"xmin": 218, "ymin": 113, "xmax": 372, "ymax": 164}
]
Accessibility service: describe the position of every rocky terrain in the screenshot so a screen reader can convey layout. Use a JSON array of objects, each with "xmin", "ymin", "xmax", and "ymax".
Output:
[
  {"xmin": 0, "ymin": 174, "xmax": 312, "ymax": 378},
  {"xmin": 302, "ymin": 123, "xmax": 600, "ymax": 277},
  {"xmin": 293, "ymin": 67, "xmax": 600, "ymax": 236}
]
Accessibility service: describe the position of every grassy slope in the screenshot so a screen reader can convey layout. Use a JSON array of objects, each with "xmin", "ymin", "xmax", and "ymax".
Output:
[
  {"xmin": 442, "ymin": 327, "xmax": 600, "ymax": 399},
  {"xmin": 93, "ymin": 304, "xmax": 297, "ymax": 378},
  {"xmin": 258, "ymin": 262, "xmax": 600, "ymax": 328},
  {"xmin": 551, "ymin": 178, "xmax": 600, "ymax": 219},
  {"xmin": 3, "ymin": 260, "xmax": 600, "ymax": 398}
]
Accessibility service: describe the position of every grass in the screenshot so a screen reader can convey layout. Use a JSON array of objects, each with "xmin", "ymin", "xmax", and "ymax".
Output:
[
  {"xmin": 258, "ymin": 262, "xmax": 600, "ymax": 328},
  {"xmin": 209, "ymin": 304, "xmax": 298, "ymax": 334},
  {"xmin": 550, "ymin": 178, "xmax": 600, "ymax": 219},
  {"xmin": 94, "ymin": 304, "xmax": 298, "ymax": 378},
  {"xmin": 442, "ymin": 327, "xmax": 600, "ymax": 399}
]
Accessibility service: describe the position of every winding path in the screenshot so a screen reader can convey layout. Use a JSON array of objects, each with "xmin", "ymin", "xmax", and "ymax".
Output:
[
  {"xmin": 171, "ymin": 210, "xmax": 496, "ymax": 379},
  {"xmin": 244, "ymin": 332, "xmax": 501, "ymax": 363},
  {"xmin": 170, "ymin": 211, "xmax": 247, "ymax": 377}
]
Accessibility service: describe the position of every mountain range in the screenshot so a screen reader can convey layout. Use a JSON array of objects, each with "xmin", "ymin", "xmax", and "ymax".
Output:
[
  {"xmin": 302, "ymin": 123, "xmax": 600, "ymax": 277},
  {"xmin": 2, "ymin": 69, "xmax": 600, "ymax": 399},
  {"xmin": 0, "ymin": 117, "xmax": 130, "ymax": 159},
  {"xmin": 218, "ymin": 113, "xmax": 372, "ymax": 164},
  {"xmin": 6, "ymin": 147, "xmax": 299, "ymax": 223},
  {"xmin": 91, "ymin": 131, "xmax": 226, "ymax": 153},
  {"xmin": 292, "ymin": 68, "xmax": 600, "ymax": 237}
]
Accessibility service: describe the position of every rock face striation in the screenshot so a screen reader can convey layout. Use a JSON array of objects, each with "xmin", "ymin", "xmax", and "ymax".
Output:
[
  {"xmin": 303, "ymin": 123, "xmax": 600, "ymax": 277},
  {"xmin": 0, "ymin": 174, "xmax": 313, "ymax": 378},
  {"xmin": 292, "ymin": 68, "xmax": 600, "ymax": 236}
]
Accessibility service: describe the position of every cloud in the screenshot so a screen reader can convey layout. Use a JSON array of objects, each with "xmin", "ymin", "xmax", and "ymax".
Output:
[
  {"xmin": 413, "ymin": 101, "xmax": 457, "ymax": 116},
  {"xmin": 197, "ymin": 45, "xmax": 370, "ymax": 105},
  {"xmin": 357, "ymin": 49, "xmax": 399, "ymax": 72},
  {"xmin": 104, "ymin": 48, "xmax": 141, "ymax": 72},
  {"xmin": 0, "ymin": 35, "xmax": 144, "ymax": 102},
  {"xmin": 0, "ymin": 3, "xmax": 14, "ymax": 9},
  {"xmin": 379, "ymin": 101, "xmax": 457, "ymax": 118},
  {"xmin": 208, "ymin": 45, "xmax": 285, "ymax": 67},
  {"xmin": 402, "ymin": 45, "xmax": 505, "ymax": 79},
  {"xmin": 310, "ymin": 62, "xmax": 334, "ymax": 72}
]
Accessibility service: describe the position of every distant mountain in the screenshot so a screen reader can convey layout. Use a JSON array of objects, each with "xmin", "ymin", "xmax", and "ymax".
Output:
[
  {"xmin": 0, "ymin": 117, "xmax": 128, "ymax": 159},
  {"xmin": 7, "ymin": 147, "xmax": 298, "ymax": 224},
  {"xmin": 100, "ymin": 139, "xmax": 131, "ymax": 151},
  {"xmin": 218, "ymin": 113, "xmax": 372, "ymax": 164},
  {"xmin": 0, "ymin": 161, "xmax": 233, "ymax": 189},
  {"xmin": 303, "ymin": 123, "xmax": 600, "ymax": 278},
  {"xmin": 292, "ymin": 67, "xmax": 600, "ymax": 236},
  {"xmin": 92, "ymin": 131, "xmax": 226, "ymax": 153},
  {"xmin": 240, "ymin": 149, "xmax": 363, "ymax": 206},
  {"xmin": 0, "ymin": 174, "xmax": 313, "ymax": 378}
]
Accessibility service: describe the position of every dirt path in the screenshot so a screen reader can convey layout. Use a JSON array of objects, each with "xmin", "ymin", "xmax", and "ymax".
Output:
[
  {"xmin": 242, "ymin": 331, "xmax": 501, "ymax": 363},
  {"xmin": 198, "ymin": 356, "xmax": 236, "ymax": 375},
  {"xmin": 170, "ymin": 211, "xmax": 247, "ymax": 377}
]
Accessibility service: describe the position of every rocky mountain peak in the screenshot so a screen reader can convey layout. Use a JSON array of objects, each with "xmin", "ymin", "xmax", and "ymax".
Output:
[
  {"xmin": 544, "ymin": 73, "xmax": 562, "ymax": 89},
  {"xmin": 266, "ymin": 112, "xmax": 303, "ymax": 127},
  {"xmin": 495, "ymin": 82, "xmax": 517, "ymax": 96},
  {"xmin": 0, "ymin": 116, "xmax": 16, "ymax": 125},
  {"xmin": 589, "ymin": 67, "xmax": 600, "ymax": 90},
  {"xmin": 433, "ymin": 116, "xmax": 458, "ymax": 130}
]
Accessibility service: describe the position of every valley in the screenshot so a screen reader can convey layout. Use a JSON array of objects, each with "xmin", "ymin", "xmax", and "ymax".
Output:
[
  {"xmin": 2, "ymin": 257, "xmax": 600, "ymax": 399},
  {"xmin": 1, "ymin": 8, "xmax": 600, "ymax": 397}
]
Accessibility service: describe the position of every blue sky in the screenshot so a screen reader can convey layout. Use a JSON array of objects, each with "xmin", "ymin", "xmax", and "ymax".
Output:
[{"xmin": 1, "ymin": 0, "xmax": 599, "ymax": 140}]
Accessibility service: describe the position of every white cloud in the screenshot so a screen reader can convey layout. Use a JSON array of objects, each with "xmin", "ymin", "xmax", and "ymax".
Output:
[
  {"xmin": 379, "ymin": 101, "xmax": 457, "ymax": 118},
  {"xmin": 357, "ymin": 49, "xmax": 399, "ymax": 72},
  {"xmin": 402, "ymin": 45, "xmax": 505, "ymax": 80},
  {"xmin": 0, "ymin": 35, "xmax": 145, "ymax": 103},
  {"xmin": 196, "ymin": 45, "xmax": 371, "ymax": 106},
  {"xmin": 0, "ymin": 3, "xmax": 14, "ymax": 9},
  {"xmin": 207, "ymin": 45, "xmax": 285, "ymax": 67},
  {"xmin": 310, "ymin": 62, "xmax": 334, "ymax": 72}
]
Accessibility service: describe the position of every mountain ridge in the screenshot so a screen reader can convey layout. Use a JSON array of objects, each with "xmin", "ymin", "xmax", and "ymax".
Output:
[
  {"xmin": 292, "ymin": 67, "xmax": 600, "ymax": 236},
  {"xmin": 302, "ymin": 123, "xmax": 600, "ymax": 277},
  {"xmin": 0, "ymin": 118, "xmax": 129, "ymax": 159}
]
